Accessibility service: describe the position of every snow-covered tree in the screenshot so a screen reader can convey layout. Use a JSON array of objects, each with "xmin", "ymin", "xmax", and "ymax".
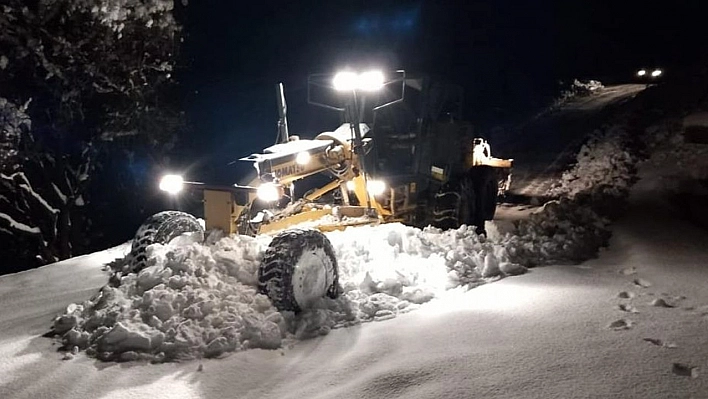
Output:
[{"xmin": 0, "ymin": 0, "xmax": 184, "ymax": 271}]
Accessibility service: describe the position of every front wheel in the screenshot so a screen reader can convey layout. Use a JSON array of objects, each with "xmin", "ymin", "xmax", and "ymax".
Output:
[
  {"xmin": 258, "ymin": 229, "xmax": 340, "ymax": 312},
  {"xmin": 127, "ymin": 211, "xmax": 204, "ymax": 274}
]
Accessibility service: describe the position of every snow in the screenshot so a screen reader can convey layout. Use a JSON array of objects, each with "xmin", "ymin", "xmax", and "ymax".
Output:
[
  {"xmin": 548, "ymin": 79, "xmax": 606, "ymax": 112},
  {"xmin": 1, "ymin": 172, "xmax": 59, "ymax": 237},
  {"xmin": 51, "ymin": 183, "xmax": 68, "ymax": 205},
  {"xmin": 548, "ymin": 126, "xmax": 637, "ymax": 200},
  {"xmin": 18, "ymin": 182, "xmax": 60, "ymax": 214},
  {"xmin": 0, "ymin": 212, "xmax": 40, "ymax": 234},
  {"xmin": 50, "ymin": 222, "xmax": 531, "ymax": 361},
  {"xmin": 3, "ymin": 83, "xmax": 708, "ymax": 397}
]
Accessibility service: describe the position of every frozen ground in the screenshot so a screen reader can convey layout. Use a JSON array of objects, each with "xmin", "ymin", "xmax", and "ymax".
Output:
[{"xmin": 2, "ymin": 81, "xmax": 708, "ymax": 397}]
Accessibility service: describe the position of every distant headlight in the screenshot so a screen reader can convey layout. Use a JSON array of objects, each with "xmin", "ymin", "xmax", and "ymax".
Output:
[
  {"xmin": 295, "ymin": 151, "xmax": 311, "ymax": 165},
  {"xmin": 159, "ymin": 174, "xmax": 184, "ymax": 194},
  {"xmin": 257, "ymin": 183, "xmax": 281, "ymax": 202},
  {"xmin": 651, "ymin": 69, "xmax": 662, "ymax": 77},
  {"xmin": 636, "ymin": 69, "xmax": 647, "ymax": 77},
  {"xmin": 366, "ymin": 180, "xmax": 386, "ymax": 196}
]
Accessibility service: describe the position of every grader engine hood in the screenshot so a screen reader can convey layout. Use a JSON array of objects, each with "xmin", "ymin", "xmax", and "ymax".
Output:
[
  {"xmin": 240, "ymin": 123, "xmax": 370, "ymax": 185},
  {"xmin": 241, "ymin": 139, "xmax": 334, "ymax": 185}
]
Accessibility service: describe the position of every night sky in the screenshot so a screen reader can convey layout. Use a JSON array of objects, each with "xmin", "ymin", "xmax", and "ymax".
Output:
[{"xmin": 173, "ymin": 0, "xmax": 705, "ymax": 181}]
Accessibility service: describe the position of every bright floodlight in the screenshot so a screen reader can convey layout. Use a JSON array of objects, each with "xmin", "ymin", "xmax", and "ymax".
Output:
[
  {"xmin": 366, "ymin": 180, "xmax": 386, "ymax": 196},
  {"xmin": 159, "ymin": 174, "xmax": 184, "ymax": 194},
  {"xmin": 358, "ymin": 70, "xmax": 384, "ymax": 91},
  {"xmin": 257, "ymin": 183, "xmax": 281, "ymax": 202},
  {"xmin": 295, "ymin": 151, "xmax": 311, "ymax": 165},
  {"xmin": 346, "ymin": 180, "xmax": 356, "ymax": 191},
  {"xmin": 637, "ymin": 69, "xmax": 647, "ymax": 77},
  {"xmin": 333, "ymin": 70, "xmax": 385, "ymax": 91},
  {"xmin": 651, "ymin": 69, "xmax": 662, "ymax": 77},
  {"xmin": 333, "ymin": 71, "xmax": 358, "ymax": 91}
]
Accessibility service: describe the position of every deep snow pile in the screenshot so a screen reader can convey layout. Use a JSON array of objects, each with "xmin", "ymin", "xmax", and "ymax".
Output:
[
  {"xmin": 500, "ymin": 122, "xmax": 640, "ymax": 267},
  {"xmin": 547, "ymin": 127, "xmax": 638, "ymax": 201},
  {"xmin": 501, "ymin": 198, "xmax": 612, "ymax": 266},
  {"xmin": 52, "ymin": 233, "xmax": 279, "ymax": 362},
  {"xmin": 51, "ymin": 223, "xmax": 527, "ymax": 361}
]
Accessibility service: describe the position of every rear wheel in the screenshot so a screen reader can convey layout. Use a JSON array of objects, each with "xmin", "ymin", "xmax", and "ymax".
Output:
[
  {"xmin": 470, "ymin": 166, "xmax": 498, "ymax": 234},
  {"xmin": 473, "ymin": 166, "xmax": 499, "ymax": 220},
  {"xmin": 431, "ymin": 176, "xmax": 475, "ymax": 230},
  {"xmin": 127, "ymin": 211, "xmax": 204, "ymax": 274},
  {"xmin": 258, "ymin": 229, "xmax": 340, "ymax": 312}
]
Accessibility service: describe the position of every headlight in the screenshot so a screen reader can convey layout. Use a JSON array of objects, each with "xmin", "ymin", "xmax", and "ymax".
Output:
[
  {"xmin": 295, "ymin": 151, "xmax": 311, "ymax": 165},
  {"xmin": 636, "ymin": 69, "xmax": 647, "ymax": 77},
  {"xmin": 257, "ymin": 183, "xmax": 281, "ymax": 202},
  {"xmin": 159, "ymin": 174, "xmax": 184, "ymax": 194},
  {"xmin": 366, "ymin": 180, "xmax": 386, "ymax": 196},
  {"xmin": 651, "ymin": 69, "xmax": 662, "ymax": 77},
  {"xmin": 333, "ymin": 70, "xmax": 384, "ymax": 91},
  {"xmin": 333, "ymin": 71, "xmax": 358, "ymax": 91},
  {"xmin": 358, "ymin": 71, "xmax": 384, "ymax": 91}
]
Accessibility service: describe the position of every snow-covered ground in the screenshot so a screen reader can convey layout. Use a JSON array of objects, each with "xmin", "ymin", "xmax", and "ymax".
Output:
[{"xmin": 2, "ymin": 81, "xmax": 708, "ymax": 398}]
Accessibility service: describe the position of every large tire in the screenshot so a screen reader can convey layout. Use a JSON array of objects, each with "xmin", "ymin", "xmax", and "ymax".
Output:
[
  {"xmin": 258, "ymin": 229, "xmax": 339, "ymax": 312},
  {"xmin": 128, "ymin": 211, "xmax": 204, "ymax": 274},
  {"xmin": 432, "ymin": 176, "xmax": 475, "ymax": 230},
  {"xmin": 471, "ymin": 166, "xmax": 499, "ymax": 221}
]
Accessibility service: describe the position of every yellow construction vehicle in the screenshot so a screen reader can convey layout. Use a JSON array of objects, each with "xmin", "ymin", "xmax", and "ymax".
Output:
[{"xmin": 127, "ymin": 70, "xmax": 512, "ymax": 312}]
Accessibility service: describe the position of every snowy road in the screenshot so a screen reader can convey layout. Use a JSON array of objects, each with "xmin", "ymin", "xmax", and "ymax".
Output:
[{"xmin": 2, "ymin": 155, "xmax": 708, "ymax": 398}]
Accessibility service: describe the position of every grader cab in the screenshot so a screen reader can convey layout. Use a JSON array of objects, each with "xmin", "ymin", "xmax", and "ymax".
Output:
[{"xmin": 126, "ymin": 70, "xmax": 512, "ymax": 312}]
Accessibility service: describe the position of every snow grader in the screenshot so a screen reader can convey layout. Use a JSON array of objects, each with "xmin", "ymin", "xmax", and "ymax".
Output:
[{"xmin": 126, "ymin": 70, "xmax": 512, "ymax": 312}]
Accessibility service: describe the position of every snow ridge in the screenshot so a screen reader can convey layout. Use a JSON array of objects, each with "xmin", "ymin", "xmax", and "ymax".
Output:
[
  {"xmin": 501, "ymin": 124, "xmax": 640, "ymax": 267},
  {"xmin": 0, "ymin": 211, "xmax": 41, "ymax": 234},
  {"xmin": 54, "ymin": 234, "xmax": 281, "ymax": 362},
  {"xmin": 51, "ymin": 224, "xmax": 529, "ymax": 361},
  {"xmin": 547, "ymin": 127, "xmax": 638, "ymax": 201}
]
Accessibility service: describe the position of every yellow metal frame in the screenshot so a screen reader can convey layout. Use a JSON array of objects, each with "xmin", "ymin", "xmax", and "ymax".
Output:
[
  {"xmin": 350, "ymin": 174, "xmax": 392, "ymax": 217},
  {"xmin": 258, "ymin": 208, "xmax": 333, "ymax": 234},
  {"xmin": 201, "ymin": 132, "xmax": 399, "ymax": 236},
  {"xmin": 204, "ymin": 189, "xmax": 238, "ymax": 234},
  {"xmin": 464, "ymin": 139, "xmax": 513, "ymax": 169},
  {"xmin": 303, "ymin": 180, "xmax": 341, "ymax": 202},
  {"xmin": 256, "ymin": 205, "xmax": 381, "ymax": 234}
]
